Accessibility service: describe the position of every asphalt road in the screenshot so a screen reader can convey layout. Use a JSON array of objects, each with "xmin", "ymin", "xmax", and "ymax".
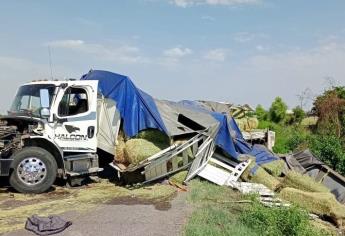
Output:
[{"xmin": 4, "ymin": 192, "xmax": 191, "ymax": 236}]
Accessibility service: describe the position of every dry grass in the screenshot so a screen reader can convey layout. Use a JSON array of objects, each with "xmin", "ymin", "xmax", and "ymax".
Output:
[
  {"xmin": 282, "ymin": 171, "xmax": 330, "ymax": 193},
  {"xmin": 280, "ymin": 187, "xmax": 345, "ymax": 227},
  {"xmin": 241, "ymin": 162, "xmax": 281, "ymax": 191},
  {"xmin": 261, "ymin": 159, "xmax": 285, "ymax": 177},
  {"xmin": 169, "ymin": 170, "xmax": 188, "ymax": 187},
  {"xmin": 125, "ymin": 138, "xmax": 163, "ymax": 164},
  {"xmin": 115, "ymin": 129, "xmax": 171, "ymax": 165},
  {"xmin": 114, "ymin": 138, "xmax": 127, "ymax": 164},
  {"xmin": 0, "ymin": 181, "xmax": 176, "ymax": 234}
]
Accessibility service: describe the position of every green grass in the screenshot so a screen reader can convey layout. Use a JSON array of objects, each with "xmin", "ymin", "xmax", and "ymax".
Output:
[
  {"xmin": 185, "ymin": 205, "xmax": 258, "ymax": 236},
  {"xmin": 185, "ymin": 180, "xmax": 257, "ymax": 236},
  {"xmin": 240, "ymin": 202, "xmax": 331, "ymax": 236},
  {"xmin": 184, "ymin": 179, "xmax": 334, "ymax": 236}
]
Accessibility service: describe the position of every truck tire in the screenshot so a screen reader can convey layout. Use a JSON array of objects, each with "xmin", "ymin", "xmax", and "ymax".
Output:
[{"xmin": 9, "ymin": 147, "xmax": 57, "ymax": 194}]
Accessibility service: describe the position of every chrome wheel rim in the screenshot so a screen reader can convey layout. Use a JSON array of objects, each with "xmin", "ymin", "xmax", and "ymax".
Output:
[{"xmin": 17, "ymin": 157, "xmax": 47, "ymax": 185}]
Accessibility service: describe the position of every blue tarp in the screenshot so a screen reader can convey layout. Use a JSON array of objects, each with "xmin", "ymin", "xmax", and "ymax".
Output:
[
  {"xmin": 81, "ymin": 70, "xmax": 277, "ymax": 167},
  {"xmin": 81, "ymin": 70, "xmax": 167, "ymax": 137}
]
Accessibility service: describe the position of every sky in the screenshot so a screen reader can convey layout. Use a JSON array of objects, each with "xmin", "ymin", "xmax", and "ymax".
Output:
[{"xmin": 0, "ymin": 0, "xmax": 345, "ymax": 113}]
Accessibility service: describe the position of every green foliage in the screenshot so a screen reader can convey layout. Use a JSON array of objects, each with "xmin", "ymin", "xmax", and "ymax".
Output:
[
  {"xmin": 240, "ymin": 202, "xmax": 330, "ymax": 236},
  {"xmin": 255, "ymin": 104, "xmax": 268, "ymax": 121},
  {"xmin": 308, "ymin": 135, "xmax": 345, "ymax": 174},
  {"xmin": 292, "ymin": 106, "xmax": 306, "ymax": 124},
  {"xmin": 185, "ymin": 180, "xmax": 332, "ymax": 236},
  {"xmin": 269, "ymin": 97, "xmax": 288, "ymax": 123},
  {"xmin": 185, "ymin": 180, "xmax": 257, "ymax": 236},
  {"xmin": 259, "ymin": 120, "xmax": 309, "ymax": 154},
  {"xmin": 258, "ymin": 118, "xmax": 345, "ymax": 175}
]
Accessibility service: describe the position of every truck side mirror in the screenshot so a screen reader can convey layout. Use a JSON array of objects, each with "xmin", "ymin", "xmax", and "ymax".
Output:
[{"xmin": 40, "ymin": 89, "xmax": 50, "ymax": 119}]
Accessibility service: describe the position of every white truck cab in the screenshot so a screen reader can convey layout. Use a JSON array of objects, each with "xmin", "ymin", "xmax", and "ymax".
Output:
[{"xmin": 0, "ymin": 79, "xmax": 120, "ymax": 193}]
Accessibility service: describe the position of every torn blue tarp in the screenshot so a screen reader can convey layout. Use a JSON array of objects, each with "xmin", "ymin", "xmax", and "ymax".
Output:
[
  {"xmin": 81, "ymin": 70, "xmax": 277, "ymax": 167},
  {"xmin": 211, "ymin": 113, "xmax": 241, "ymax": 159},
  {"xmin": 174, "ymin": 101, "xmax": 278, "ymax": 168},
  {"xmin": 81, "ymin": 70, "xmax": 168, "ymax": 137}
]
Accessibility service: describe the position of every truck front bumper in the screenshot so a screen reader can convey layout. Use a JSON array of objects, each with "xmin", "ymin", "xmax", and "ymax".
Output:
[{"xmin": 0, "ymin": 158, "xmax": 13, "ymax": 176}]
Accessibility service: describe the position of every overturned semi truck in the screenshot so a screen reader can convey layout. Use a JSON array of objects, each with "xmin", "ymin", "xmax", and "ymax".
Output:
[{"xmin": 0, "ymin": 70, "xmax": 277, "ymax": 193}]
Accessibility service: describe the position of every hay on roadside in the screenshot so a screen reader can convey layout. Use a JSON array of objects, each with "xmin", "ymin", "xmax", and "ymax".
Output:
[
  {"xmin": 241, "ymin": 162, "xmax": 281, "ymax": 191},
  {"xmin": 261, "ymin": 160, "xmax": 285, "ymax": 177},
  {"xmin": 169, "ymin": 171, "xmax": 188, "ymax": 186},
  {"xmin": 282, "ymin": 171, "xmax": 329, "ymax": 193},
  {"xmin": 280, "ymin": 187, "xmax": 345, "ymax": 226}
]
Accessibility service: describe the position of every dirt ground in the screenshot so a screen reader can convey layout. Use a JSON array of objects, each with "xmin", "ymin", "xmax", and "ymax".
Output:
[{"xmin": 0, "ymin": 178, "xmax": 191, "ymax": 236}]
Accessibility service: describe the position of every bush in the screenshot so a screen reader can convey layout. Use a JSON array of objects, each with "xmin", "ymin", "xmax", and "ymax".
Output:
[
  {"xmin": 269, "ymin": 97, "xmax": 288, "ymax": 123},
  {"xmin": 292, "ymin": 106, "xmax": 306, "ymax": 124},
  {"xmin": 308, "ymin": 135, "xmax": 345, "ymax": 175},
  {"xmin": 240, "ymin": 201, "xmax": 327, "ymax": 236},
  {"xmin": 255, "ymin": 104, "xmax": 268, "ymax": 121}
]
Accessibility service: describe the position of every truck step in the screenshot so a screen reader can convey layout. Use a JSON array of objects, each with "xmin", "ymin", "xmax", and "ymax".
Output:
[
  {"xmin": 66, "ymin": 167, "xmax": 103, "ymax": 177},
  {"xmin": 64, "ymin": 153, "xmax": 97, "ymax": 161}
]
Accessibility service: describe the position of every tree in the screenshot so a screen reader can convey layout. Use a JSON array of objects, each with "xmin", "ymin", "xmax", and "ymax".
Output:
[
  {"xmin": 255, "ymin": 104, "xmax": 268, "ymax": 121},
  {"xmin": 313, "ymin": 86, "xmax": 345, "ymax": 137},
  {"xmin": 269, "ymin": 97, "xmax": 287, "ymax": 123},
  {"xmin": 292, "ymin": 106, "xmax": 305, "ymax": 124}
]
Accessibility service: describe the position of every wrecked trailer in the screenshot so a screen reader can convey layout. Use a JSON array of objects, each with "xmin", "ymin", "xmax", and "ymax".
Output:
[{"xmin": 81, "ymin": 70, "xmax": 278, "ymax": 184}]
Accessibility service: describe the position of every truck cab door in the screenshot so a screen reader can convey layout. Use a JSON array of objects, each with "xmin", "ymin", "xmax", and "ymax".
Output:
[{"xmin": 52, "ymin": 81, "xmax": 98, "ymax": 153}]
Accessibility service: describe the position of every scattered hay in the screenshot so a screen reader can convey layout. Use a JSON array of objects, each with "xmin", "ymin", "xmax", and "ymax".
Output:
[
  {"xmin": 169, "ymin": 171, "xmax": 188, "ymax": 186},
  {"xmin": 0, "ymin": 182, "xmax": 177, "ymax": 234},
  {"xmin": 282, "ymin": 171, "xmax": 329, "ymax": 193},
  {"xmin": 261, "ymin": 160, "xmax": 285, "ymax": 177},
  {"xmin": 125, "ymin": 139, "xmax": 164, "ymax": 165},
  {"xmin": 241, "ymin": 162, "xmax": 281, "ymax": 191},
  {"xmin": 279, "ymin": 187, "xmax": 345, "ymax": 227}
]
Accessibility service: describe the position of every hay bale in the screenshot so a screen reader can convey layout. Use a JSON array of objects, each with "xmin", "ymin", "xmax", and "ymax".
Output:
[
  {"xmin": 169, "ymin": 171, "xmax": 188, "ymax": 186},
  {"xmin": 135, "ymin": 129, "xmax": 170, "ymax": 148},
  {"xmin": 125, "ymin": 139, "xmax": 165, "ymax": 165},
  {"xmin": 114, "ymin": 138, "xmax": 127, "ymax": 164},
  {"xmin": 241, "ymin": 162, "xmax": 281, "ymax": 191},
  {"xmin": 282, "ymin": 171, "xmax": 329, "ymax": 193},
  {"xmin": 280, "ymin": 187, "xmax": 345, "ymax": 226},
  {"xmin": 247, "ymin": 117, "xmax": 259, "ymax": 130},
  {"xmin": 235, "ymin": 117, "xmax": 259, "ymax": 131},
  {"xmin": 261, "ymin": 160, "xmax": 285, "ymax": 177}
]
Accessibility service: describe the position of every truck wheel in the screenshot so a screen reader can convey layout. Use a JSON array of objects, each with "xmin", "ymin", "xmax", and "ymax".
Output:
[{"xmin": 9, "ymin": 147, "xmax": 57, "ymax": 194}]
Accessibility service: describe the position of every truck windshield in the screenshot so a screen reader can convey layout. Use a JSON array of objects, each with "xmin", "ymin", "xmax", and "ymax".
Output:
[{"xmin": 10, "ymin": 84, "xmax": 56, "ymax": 117}]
